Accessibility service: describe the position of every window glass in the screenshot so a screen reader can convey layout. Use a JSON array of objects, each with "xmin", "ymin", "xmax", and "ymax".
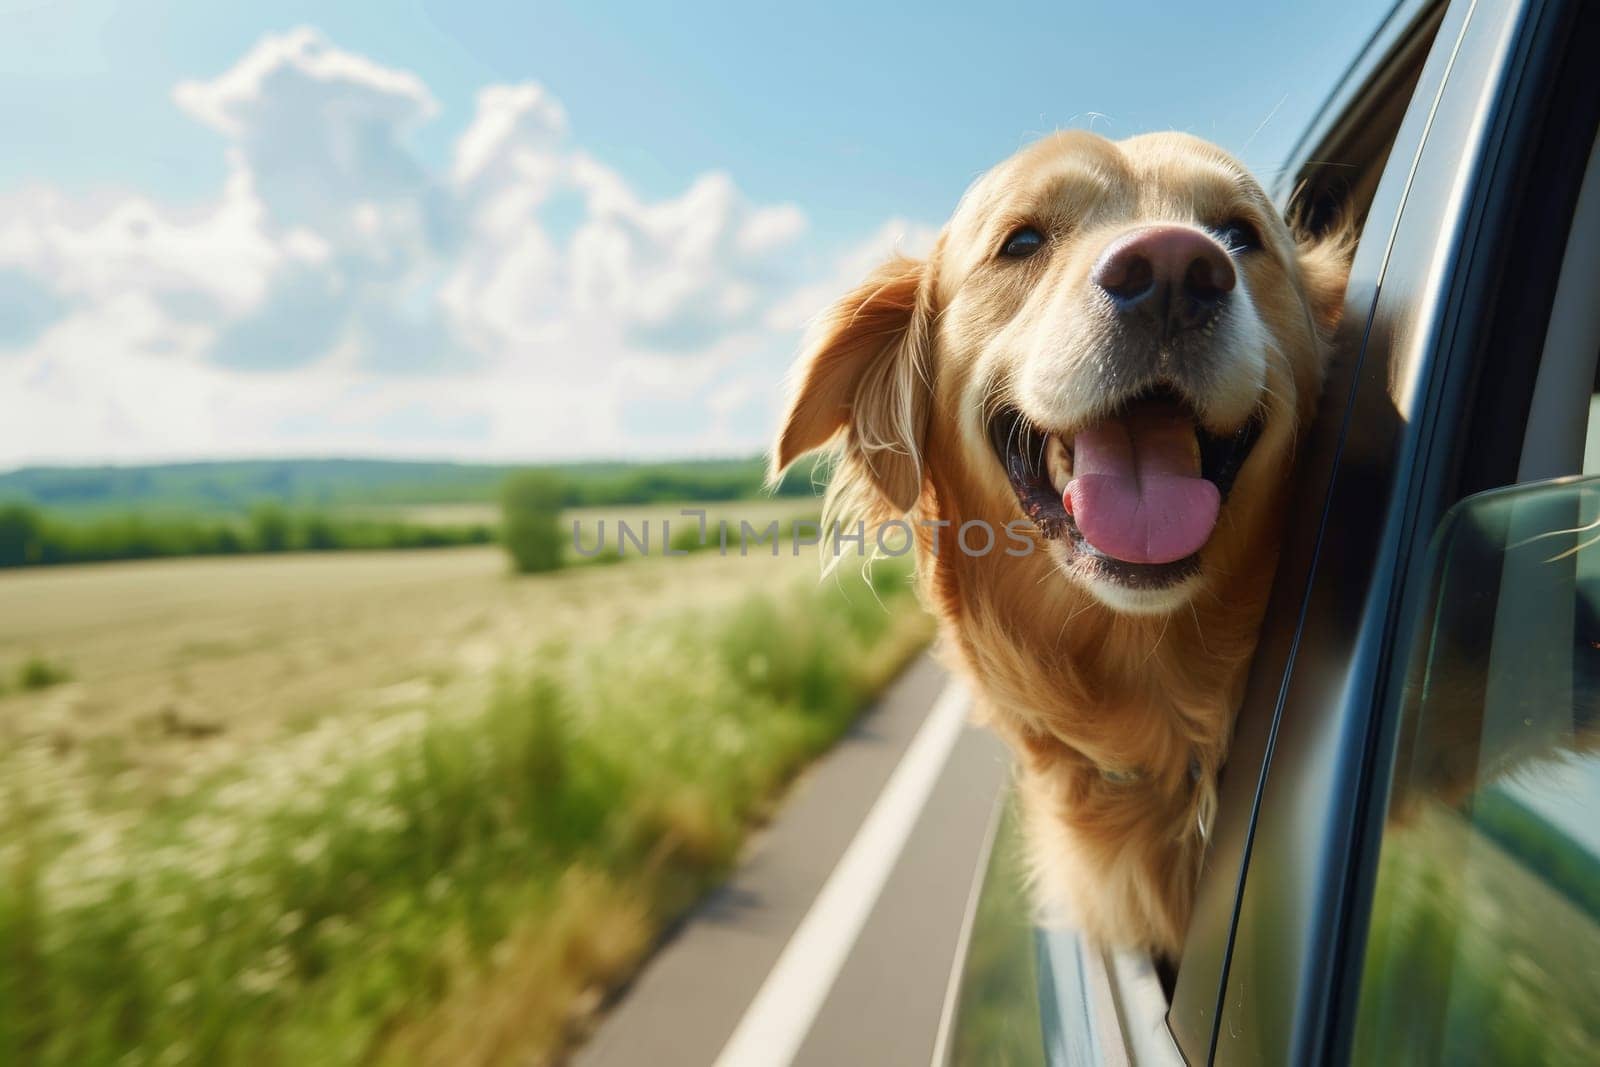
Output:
[
  {"xmin": 943, "ymin": 797, "xmax": 1046, "ymax": 1066},
  {"xmin": 1353, "ymin": 478, "xmax": 1600, "ymax": 1065},
  {"xmin": 1583, "ymin": 393, "xmax": 1600, "ymax": 474}
]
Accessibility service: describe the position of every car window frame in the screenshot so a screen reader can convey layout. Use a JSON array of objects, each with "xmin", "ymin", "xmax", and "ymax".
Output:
[
  {"xmin": 1169, "ymin": 0, "xmax": 1456, "ymax": 1055},
  {"xmin": 1190, "ymin": 0, "xmax": 1600, "ymax": 1063},
  {"xmin": 1326, "ymin": 7, "xmax": 1600, "ymax": 1062}
]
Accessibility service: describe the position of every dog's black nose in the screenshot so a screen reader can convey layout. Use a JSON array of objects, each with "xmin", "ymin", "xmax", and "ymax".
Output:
[{"xmin": 1091, "ymin": 225, "xmax": 1235, "ymax": 335}]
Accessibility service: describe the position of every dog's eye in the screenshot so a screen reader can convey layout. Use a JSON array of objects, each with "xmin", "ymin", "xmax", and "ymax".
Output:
[
  {"xmin": 1216, "ymin": 218, "xmax": 1262, "ymax": 254},
  {"xmin": 999, "ymin": 225, "xmax": 1045, "ymax": 259}
]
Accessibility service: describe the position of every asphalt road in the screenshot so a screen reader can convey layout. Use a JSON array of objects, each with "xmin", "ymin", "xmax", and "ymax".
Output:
[{"xmin": 574, "ymin": 654, "xmax": 1011, "ymax": 1067}]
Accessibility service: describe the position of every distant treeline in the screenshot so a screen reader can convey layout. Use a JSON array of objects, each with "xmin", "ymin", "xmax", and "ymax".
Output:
[
  {"xmin": 0, "ymin": 503, "xmax": 493, "ymax": 569},
  {"xmin": 0, "ymin": 456, "xmax": 818, "ymax": 519}
]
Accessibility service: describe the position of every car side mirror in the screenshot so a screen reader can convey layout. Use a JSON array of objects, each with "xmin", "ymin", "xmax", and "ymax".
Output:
[{"xmin": 1352, "ymin": 475, "xmax": 1600, "ymax": 1064}]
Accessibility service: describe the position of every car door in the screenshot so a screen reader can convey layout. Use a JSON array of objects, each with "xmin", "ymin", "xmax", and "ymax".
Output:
[{"xmin": 1172, "ymin": 0, "xmax": 1600, "ymax": 1062}]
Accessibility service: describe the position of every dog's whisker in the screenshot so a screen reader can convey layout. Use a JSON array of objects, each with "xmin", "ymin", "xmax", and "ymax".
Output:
[{"xmin": 1140, "ymin": 615, "xmax": 1171, "ymax": 667}]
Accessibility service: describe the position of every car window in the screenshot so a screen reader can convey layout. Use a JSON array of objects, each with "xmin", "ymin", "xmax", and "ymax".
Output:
[
  {"xmin": 1210, "ymin": 0, "xmax": 1600, "ymax": 1057},
  {"xmin": 1171, "ymin": 4, "xmax": 1453, "ymax": 1058},
  {"xmin": 1169, "ymin": 8, "xmax": 1447, "ymax": 1054},
  {"xmin": 1350, "ymin": 477, "xmax": 1600, "ymax": 1065},
  {"xmin": 938, "ymin": 796, "xmax": 1046, "ymax": 1067}
]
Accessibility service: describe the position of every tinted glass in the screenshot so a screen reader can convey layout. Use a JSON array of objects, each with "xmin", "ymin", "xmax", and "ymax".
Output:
[
  {"xmin": 1353, "ymin": 478, "xmax": 1600, "ymax": 1065},
  {"xmin": 944, "ymin": 797, "xmax": 1046, "ymax": 1067}
]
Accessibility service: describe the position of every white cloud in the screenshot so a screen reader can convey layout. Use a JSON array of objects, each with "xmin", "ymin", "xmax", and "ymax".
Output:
[
  {"xmin": 173, "ymin": 27, "xmax": 440, "ymax": 245},
  {"xmin": 0, "ymin": 171, "xmax": 286, "ymax": 318},
  {"xmin": 451, "ymin": 83, "xmax": 568, "ymax": 188},
  {"xmin": 174, "ymin": 26, "xmax": 438, "ymax": 139},
  {"xmin": 0, "ymin": 27, "xmax": 935, "ymax": 467},
  {"xmin": 737, "ymin": 203, "xmax": 808, "ymax": 256}
]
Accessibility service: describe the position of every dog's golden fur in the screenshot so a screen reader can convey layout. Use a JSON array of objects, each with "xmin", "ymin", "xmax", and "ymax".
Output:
[{"xmin": 771, "ymin": 131, "xmax": 1352, "ymax": 958}]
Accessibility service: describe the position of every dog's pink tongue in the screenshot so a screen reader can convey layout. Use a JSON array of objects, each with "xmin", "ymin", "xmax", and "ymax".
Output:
[{"xmin": 1065, "ymin": 406, "xmax": 1219, "ymax": 564}]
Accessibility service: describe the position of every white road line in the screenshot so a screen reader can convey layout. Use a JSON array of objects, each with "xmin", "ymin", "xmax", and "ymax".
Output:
[{"xmin": 714, "ymin": 679, "xmax": 972, "ymax": 1067}]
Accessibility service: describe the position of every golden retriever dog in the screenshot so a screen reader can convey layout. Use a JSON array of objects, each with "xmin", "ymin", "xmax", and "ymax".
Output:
[{"xmin": 769, "ymin": 130, "xmax": 1350, "ymax": 959}]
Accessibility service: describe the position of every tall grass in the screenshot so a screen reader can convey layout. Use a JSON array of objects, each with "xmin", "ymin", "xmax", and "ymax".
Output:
[{"xmin": 0, "ymin": 562, "xmax": 931, "ymax": 1065}]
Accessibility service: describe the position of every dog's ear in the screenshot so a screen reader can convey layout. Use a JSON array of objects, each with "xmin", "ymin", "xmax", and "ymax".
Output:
[
  {"xmin": 1286, "ymin": 193, "xmax": 1358, "ymax": 340},
  {"xmin": 770, "ymin": 254, "xmax": 933, "ymax": 513},
  {"xmin": 1297, "ymin": 229, "xmax": 1354, "ymax": 339}
]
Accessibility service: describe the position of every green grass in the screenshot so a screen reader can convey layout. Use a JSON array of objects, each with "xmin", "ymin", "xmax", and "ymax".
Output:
[{"xmin": 0, "ymin": 561, "xmax": 931, "ymax": 1066}]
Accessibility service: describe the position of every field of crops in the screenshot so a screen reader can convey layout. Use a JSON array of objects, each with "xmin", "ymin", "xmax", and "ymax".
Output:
[{"xmin": 0, "ymin": 539, "xmax": 931, "ymax": 1064}]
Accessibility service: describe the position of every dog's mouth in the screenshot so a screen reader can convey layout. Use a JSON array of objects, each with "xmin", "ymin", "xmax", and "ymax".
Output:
[{"xmin": 989, "ymin": 384, "xmax": 1262, "ymax": 588}]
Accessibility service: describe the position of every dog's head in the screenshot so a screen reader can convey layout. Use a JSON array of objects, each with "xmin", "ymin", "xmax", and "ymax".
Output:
[{"xmin": 773, "ymin": 130, "xmax": 1347, "ymax": 617}]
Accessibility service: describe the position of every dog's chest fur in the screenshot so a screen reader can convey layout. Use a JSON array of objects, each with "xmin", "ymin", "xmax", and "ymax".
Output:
[{"xmin": 915, "ymin": 475, "xmax": 1279, "ymax": 956}]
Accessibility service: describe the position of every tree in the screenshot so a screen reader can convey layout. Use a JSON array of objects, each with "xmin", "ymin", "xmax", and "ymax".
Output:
[
  {"xmin": 501, "ymin": 471, "xmax": 566, "ymax": 574},
  {"xmin": 0, "ymin": 504, "xmax": 44, "ymax": 567},
  {"xmin": 250, "ymin": 503, "xmax": 293, "ymax": 552}
]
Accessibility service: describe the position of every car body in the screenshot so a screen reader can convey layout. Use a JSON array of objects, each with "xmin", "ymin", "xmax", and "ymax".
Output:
[{"xmin": 936, "ymin": 0, "xmax": 1600, "ymax": 1061}]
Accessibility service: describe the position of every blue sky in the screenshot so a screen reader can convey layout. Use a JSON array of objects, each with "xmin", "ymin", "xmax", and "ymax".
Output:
[{"xmin": 0, "ymin": 0, "xmax": 1395, "ymax": 467}]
